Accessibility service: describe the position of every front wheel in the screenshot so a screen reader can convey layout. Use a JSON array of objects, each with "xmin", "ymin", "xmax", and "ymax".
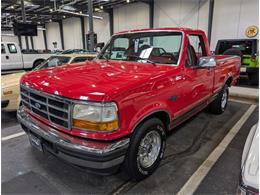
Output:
[
  {"xmin": 209, "ymin": 84, "xmax": 229, "ymax": 114},
  {"xmin": 123, "ymin": 118, "xmax": 166, "ymax": 181}
]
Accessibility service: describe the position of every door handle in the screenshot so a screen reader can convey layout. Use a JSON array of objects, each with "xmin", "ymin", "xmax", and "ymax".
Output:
[{"xmin": 5, "ymin": 55, "xmax": 9, "ymax": 60}]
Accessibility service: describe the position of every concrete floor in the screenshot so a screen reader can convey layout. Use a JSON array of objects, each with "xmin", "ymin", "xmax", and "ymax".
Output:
[{"xmin": 1, "ymin": 100, "xmax": 258, "ymax": 194}]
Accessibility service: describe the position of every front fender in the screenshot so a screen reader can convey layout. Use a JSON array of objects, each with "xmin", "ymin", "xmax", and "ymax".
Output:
[{"xmin": 128, "ymin": 101, "xmax": 171, "ymax": 133}]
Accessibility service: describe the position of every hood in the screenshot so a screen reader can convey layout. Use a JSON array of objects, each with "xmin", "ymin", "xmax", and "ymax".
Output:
[
  {"xmin": 242, "ymin": 123, "xmax": 259, "ymax": 189},
  {"xmin": 2, "ymin": 71, "xmax": 26, "ymax": 88},
  {"xmin": 21, "ymin": 60, "xmax": 172, "ymax": 101}
]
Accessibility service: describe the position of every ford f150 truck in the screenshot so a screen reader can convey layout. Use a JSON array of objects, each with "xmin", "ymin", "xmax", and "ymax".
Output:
[
  {"xmin": 17, "ymin": 28, "xmax": 240, "ymax": 181},
  {"xmin": 1, "ymin": 42, "xmax": 52, "ymax": 72}
]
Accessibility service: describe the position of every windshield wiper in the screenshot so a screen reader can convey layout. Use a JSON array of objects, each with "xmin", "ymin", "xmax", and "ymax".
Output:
[{"xmin": 127, "ymin": 55, "xmax": 157, "ymax": 65}]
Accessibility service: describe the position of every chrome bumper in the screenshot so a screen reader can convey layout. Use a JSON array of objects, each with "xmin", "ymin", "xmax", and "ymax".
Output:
[{"xmin": 17, "ymin": 106, "xmax": 129, "ymax": 174}]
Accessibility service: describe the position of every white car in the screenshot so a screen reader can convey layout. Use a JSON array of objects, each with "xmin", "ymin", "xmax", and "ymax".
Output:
[
  {"xmin": 238, "ymin": 123, "xmax": 259, "ymax": 195},
  {"xmin": 1, "ymin": 42, "xmax": 52, "ymax": 71}
]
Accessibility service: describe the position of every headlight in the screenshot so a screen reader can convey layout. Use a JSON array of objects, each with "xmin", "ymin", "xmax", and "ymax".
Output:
[{"xmin": 72, "ymin": 102, "xmax": 119, "ymax": 132}]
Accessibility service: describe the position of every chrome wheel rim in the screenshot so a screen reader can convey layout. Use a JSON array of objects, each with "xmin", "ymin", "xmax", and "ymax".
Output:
[
  {"xmin": 221, "ymin": 90, "xmax": 227, "ymax": 110},
  {"xmin": 137, "ymin": 131, "xmax": 161, "ymax": 168}
]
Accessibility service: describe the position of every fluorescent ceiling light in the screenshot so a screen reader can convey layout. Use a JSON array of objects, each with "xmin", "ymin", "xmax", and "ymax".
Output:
[{"xmin": 57, "ymin": 9, "xmax": 103, "ymax": 20}]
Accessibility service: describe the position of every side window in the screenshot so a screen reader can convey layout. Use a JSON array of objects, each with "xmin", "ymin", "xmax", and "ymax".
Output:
[
  {"xmin": 7, "ymin": 44, "xmax": 17, "ymax": 53},
  {"xmin": 188, "ymin": 35, "xmax": 206, "ymax": 58},
  {"xmin": 71, "ymin": 57, "xmax": 88, "ymax": 63},
  {"xmin": 1, "ymin": 44, "xmax": 6, "ymax": 54},
  {"xmin": 186, "ymin": 35, "xmax": 206, "ymax": 67}
]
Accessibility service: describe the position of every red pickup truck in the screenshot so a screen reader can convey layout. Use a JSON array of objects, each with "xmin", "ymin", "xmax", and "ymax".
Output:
[{"xmin": 18, "ymin": 28, "xmax": 240, "ymax": 181}]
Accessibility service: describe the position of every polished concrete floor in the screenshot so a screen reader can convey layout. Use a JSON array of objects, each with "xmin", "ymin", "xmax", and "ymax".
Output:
[{"xmin": 1, "ymin": 100, "xmax": 258, "ymax": 194}]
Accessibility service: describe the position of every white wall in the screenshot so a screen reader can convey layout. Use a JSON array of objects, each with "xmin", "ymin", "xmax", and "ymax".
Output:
[
  {"xmin": 154, "ymin": 0, "xmax": 209, "ymax": 33},
  {"xmin": 113, "ymin": 2, "xmax": 150, "ymax": 33},
  {"xmin": 46, "ymin": 22, "xmax": 61, "ymax": 50},
  {"xmin": 33, "ymin": 29, "xmax": 45, "ymax": 50},
  {"xmin": 63, "ymin": 17, "xmax": 82, "ymax": 49},
  {"xmin": 1, "ymin": 31, "xmax": 19, "ymax": 44},
  {"xmin": 211, "ymin": 0, "xmax": 259, "ymax": 50},
  {"xmin": 2, "ymin": 0, "xmax": 258, "ymax": 51}
]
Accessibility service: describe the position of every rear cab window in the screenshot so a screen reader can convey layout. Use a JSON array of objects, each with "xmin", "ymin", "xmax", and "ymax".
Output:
[
  {"xmin": 216, "ymin": 40, "xmax": 256, "ymax": 55},
  {"xmin": 7, "ymin": 43, "xmax": 17, "ymax": 53},
  {"xmin": 1, "ymin": 44, "xmax": 6, "ymax": 54}
]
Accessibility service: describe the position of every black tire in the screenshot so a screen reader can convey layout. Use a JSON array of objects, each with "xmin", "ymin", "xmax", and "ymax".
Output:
[
  {"xmin": 32, "ymin": 59, "xmax": 44, "ymax": 69},
  {"xmin": 248, "ymin": 73, "xmax": 259, "ymax": 85},
  {"xmin": 209, "ymin": 84, "xmax": 229, "ymax": 114},
  {"xmin": 123, "ymin": 118, "xmax": 166, "ymax": 181}
]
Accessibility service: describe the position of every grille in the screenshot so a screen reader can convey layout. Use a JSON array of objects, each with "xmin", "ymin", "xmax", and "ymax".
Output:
[{"xmin": 20, "ymin": 85, "xmax": 71, "ymax": 129}]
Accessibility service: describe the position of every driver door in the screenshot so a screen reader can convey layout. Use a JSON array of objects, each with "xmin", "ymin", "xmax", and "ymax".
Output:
[{"xmin": 182, "ymin": 34, "xmax": 214, "ymax": 112}]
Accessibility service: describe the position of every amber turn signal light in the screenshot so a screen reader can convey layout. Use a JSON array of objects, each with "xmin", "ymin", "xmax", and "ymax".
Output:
[{"xmin": 73, "ymin": 119, "xmax": 119, "ymax": 132}]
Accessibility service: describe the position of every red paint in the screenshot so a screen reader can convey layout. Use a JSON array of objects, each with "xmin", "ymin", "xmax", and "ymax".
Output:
[{"xmin": 20, "ymin": 28, "xmax": 241, "ymax": 141}]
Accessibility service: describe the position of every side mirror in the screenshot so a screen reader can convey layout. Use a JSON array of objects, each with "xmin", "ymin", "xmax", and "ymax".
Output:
[{"xmin": 198, "ymin": 56, "xmax": 216, "ymax": 68}]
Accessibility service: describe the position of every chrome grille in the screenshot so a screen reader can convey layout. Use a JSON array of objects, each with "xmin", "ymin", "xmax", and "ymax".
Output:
[{"xmin": 20, "ymin": 85, "xmax": 71, "ymax": 129}]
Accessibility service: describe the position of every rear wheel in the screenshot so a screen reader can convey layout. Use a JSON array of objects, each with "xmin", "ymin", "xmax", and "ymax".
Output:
[
  {"xmin": 123, "ymin": 118, "xmax": 166, "ymax": 181},
  {"xmin": 32, "ymin": 59, "xmax": 44, "ymax": 69},
  {"xmin": 209, "ymin": 84, "xmax": 229, "ymax": 114}
]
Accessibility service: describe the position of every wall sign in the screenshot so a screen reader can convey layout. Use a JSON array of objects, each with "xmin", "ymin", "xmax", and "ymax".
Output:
[{"xmin": 245, "ymin": 26, "xmax": 258, "ymax": 38}]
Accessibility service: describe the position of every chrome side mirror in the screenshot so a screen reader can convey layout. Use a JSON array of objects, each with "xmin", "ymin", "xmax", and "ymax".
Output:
[{"xmin": 198, "ymin": 56, "xmax": 216, "ymax": 68}]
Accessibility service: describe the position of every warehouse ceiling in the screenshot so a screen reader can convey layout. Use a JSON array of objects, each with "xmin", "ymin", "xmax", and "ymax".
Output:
[{"xmin": 2, "ymin": 0, "xmax": 145, "ymax": 30}]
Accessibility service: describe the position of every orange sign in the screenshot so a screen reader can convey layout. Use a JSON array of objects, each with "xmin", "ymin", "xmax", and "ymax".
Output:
[{"xmin": 245, "ymin": 26, "xmax": 258, "ymax": 38}]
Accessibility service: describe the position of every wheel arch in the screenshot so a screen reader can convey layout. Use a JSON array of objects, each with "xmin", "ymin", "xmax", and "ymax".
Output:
[
  {"xmin": 131, "ymin": 110, "xmax": 171, "ymax": 133},
  {"xmin": 225, "ymin": 76, "xmax": 233, "ymax": 87},
  {"xmin": 33, "ymin": 58, "xmax": 45, "ymax": 68}
]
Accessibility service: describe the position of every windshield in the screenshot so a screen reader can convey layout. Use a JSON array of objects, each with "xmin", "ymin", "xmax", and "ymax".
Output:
[
  {"xmin": 34, "ymin": 56, "xmax": 71, "ymax": 70},
  {"xmin": 98, "ymin": 31, "xmax": 183, "ymax": 65}
]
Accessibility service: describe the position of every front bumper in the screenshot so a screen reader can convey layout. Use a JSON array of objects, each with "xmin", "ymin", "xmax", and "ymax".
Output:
[{"xmin": 17, "ymin": 106, "xmax": 129, "ymax": 175}]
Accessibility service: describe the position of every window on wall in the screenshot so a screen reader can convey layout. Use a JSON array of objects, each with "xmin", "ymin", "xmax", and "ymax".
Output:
[{"xmin": 7, "ymin": 44, "xmax": 17, "ymax": 53}]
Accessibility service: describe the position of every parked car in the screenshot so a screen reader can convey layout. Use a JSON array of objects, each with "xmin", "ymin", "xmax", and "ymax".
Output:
[
  {"xmin": 17, "ymin": 28, "xmax": 240, "ymax": 181},
  {"xmin": 2, "ymin": 53, "xmax": 97, "ymax": 112},
  {"xmin": 215, "ymin": 39, "xmax": 259, "ymax": 85},
  {"xmin": 1, "ymin": 42, "xmax": 52, "ymax": 71},
  {"xmin": 61, "ymin": 49, "xmax": 97, "ymax": 55},
  {"xmin": 238, "ymin": 123, "xmax": 259, "ymax": 195}
]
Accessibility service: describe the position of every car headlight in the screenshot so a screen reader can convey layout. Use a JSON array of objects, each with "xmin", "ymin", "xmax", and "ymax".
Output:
[{"xmin": 72, "ymin": 102, "xmax": 119, "ymax": 132}]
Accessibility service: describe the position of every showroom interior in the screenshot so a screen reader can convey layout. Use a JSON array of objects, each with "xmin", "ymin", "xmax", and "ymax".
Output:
[{"xmin": 1, "ymin": 0, "xmax": 259, "ymax": 194}]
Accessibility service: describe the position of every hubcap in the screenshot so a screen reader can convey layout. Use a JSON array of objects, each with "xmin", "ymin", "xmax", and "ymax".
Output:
[
  {"xmin": 137, "ymin": 131, "xmax": 161, "ymax": 168},
  {"xmin": 221, "ymin": 90, "xmax": 227, "ymax": 110}
]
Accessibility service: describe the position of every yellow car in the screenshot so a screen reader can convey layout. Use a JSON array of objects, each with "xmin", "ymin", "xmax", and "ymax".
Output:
[{"xmin": 1, "ymin": 53, "xmax": 97, "ymax": 111}]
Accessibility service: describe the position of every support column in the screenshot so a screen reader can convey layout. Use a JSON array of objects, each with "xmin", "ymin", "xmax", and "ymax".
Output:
[
  {"xmin": 207, "ymin": 0, "xmax": 214, "ymax": 45},
  {"xmin": 43, "ymin": 25, "xmax": 48, "ymax": 51},
  {"xmin": 108, "ymin": 9, "xmax": 114, "ymax": 36},
  {"xmin": 88, "ymin": 0, "xmax": 94, "ymax": 52},
  {"xmin": 80, "ymin": 17, "xmax": 86, "ymax": 49},
  {"xmin": 30, "ymin": 36, "xmax": 34, "ymax": 50},
  {"xmin": 149, "ymin": 0, "xmax": 154, "ymax": 28},
  {"xmin": 21, "ymin": 0, "xmax": 29, "ymax": 51},
  {"xmin": 18, "ymin": 35, "xmax": 22, "ymax": 49},
  {"xmin": 58, "ymin": 20, "xmax": 65, "ymax": 50}
]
